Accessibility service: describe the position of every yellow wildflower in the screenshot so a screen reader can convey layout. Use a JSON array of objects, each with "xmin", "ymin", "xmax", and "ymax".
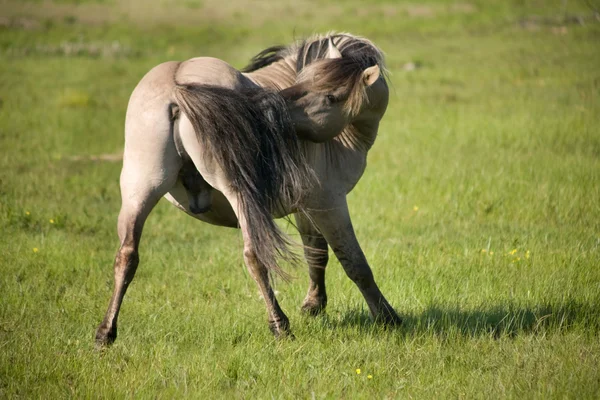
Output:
[
  {"xmin": 490, "ymin": 251, "xmax": 494, "ymax": 255},
  {"xmin": 481, "ymin": 249, "xmax": 487, "ymax": 253},
  {"xmin": 367, "ymin": 375, "xmax": 373, "ymax": 379},
  {"xmin": 356, "ymin": 369, "xmax": 361, "ymax": 375},
  {"xmin": 49, "ymin": 219, "xmax": 55, "ymax": 224},
  {"xmin": 413, "ymin": 206, "xmax": 419, "ymax": 211},
  {"xmin": 509, "ymin": 249, "xmax": 517, "ymax": 255},
  {"xmin": 525, "ymin": 251, "xmax": 530, "ymax": 259},
  {"xmin": 25, "ymin": 211, "xmax": 30, "ymax": 216},
  {"xmin": 33, "ymin": 248, "xmax": 39, "ymax": 253}
]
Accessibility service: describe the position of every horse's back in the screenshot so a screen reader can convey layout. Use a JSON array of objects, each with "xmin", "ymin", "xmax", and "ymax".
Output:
[
  {"xmin": 176, "ymin": 57, "xmax": 254, "ymax": 89},
  {"xmin": 127, "ymin": 57, "xmax": 252, "ymax": 118}
]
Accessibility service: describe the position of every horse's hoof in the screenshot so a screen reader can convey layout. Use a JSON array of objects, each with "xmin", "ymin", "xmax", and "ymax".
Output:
[
  {"xmin": 377, "ymin": 310, "xmax": 402, "ymax": 327},
  {"xmin": 301, "ymin": 297, "xmax": 327, "ymax": 316},
  {"xmin": 268, "ymin": 317, "xmax": 293, "ymax": 339},
  {"xmin": 275, "ymin": 330, "xmax": 296, "ymax": 341},
  {"xmin": 95, "ymin": 325, "xmax": 117, "ymax": 348}
]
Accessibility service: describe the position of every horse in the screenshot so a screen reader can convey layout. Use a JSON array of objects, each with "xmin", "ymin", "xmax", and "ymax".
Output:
[{"xmin": 96, "ymin": 33, "xmax": 401, "ymax": 346}]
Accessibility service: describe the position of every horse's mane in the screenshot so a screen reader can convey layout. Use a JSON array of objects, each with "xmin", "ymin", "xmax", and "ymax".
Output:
[{"xmin": 241, "ymin": 32, "xmax": 387, "ymax": 76}]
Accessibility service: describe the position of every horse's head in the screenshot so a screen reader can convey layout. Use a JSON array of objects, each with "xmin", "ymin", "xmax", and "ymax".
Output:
[{"xmin": 280, "ymin": 55, "xmax": 388, "ymax": 143}]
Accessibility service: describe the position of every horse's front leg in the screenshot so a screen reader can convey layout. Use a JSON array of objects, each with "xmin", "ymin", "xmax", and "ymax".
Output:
[
  {"xmin": 295, "ymin": 213, "xmax": 329, "ymax": 315},
  {"xmin": 309, "ymin": 198, "xmax": 401, "ymax": 326}
]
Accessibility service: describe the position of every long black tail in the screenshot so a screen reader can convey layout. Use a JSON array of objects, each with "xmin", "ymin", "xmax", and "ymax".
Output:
[{"xmin": 173, "ymin": 83, "xmax": 314, "ymax": 277}]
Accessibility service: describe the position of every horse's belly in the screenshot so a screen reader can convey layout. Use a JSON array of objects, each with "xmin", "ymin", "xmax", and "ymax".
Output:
[{"xmin": 165, "ymin": 180, "xmax": 239, "ymax": 228}]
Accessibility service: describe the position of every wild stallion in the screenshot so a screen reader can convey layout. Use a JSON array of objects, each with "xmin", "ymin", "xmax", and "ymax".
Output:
[{"xmin": 96, "ymin": 33, "xmax": 401, "ymax": 346}]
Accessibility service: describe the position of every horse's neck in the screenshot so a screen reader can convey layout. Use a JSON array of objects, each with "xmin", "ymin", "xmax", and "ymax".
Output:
[
  {"xmin": 300, "ymin": 125, "xmax": 375, "ymax": 196},
  {"xmin": 334, "ymin": 120, "xmax": 379, "ymax": 153},
  {"xmin": 243, "ymin": 57, "xmax": 297, "ymax": 90},
  {"xmin": 242, "ymin": 52, "xmax": 381, "ymax": 152}
]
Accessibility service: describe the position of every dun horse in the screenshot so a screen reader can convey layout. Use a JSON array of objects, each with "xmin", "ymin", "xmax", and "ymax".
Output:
[{"xmin": 96, "ymin": 33, "xmax": 401, "ymax": 346}]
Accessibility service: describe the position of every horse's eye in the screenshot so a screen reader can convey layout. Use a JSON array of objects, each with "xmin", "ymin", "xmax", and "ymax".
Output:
[{"xmin": 326, "ymin": 94, "xmax": 336, "ymax": 104}]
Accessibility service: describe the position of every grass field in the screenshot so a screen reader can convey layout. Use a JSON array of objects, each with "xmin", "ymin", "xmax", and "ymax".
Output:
[{"xmin": 1, "ymin": 0, "xmax": 599, "ymax": 398}]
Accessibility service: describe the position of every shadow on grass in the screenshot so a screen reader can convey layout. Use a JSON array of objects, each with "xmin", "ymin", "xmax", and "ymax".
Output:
[{"xmin": 323, "ymin": 300, "xmax": 600, "ymax": 337}]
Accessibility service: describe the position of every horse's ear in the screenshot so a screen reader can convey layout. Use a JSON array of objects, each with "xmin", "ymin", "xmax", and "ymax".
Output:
[
  {"xmin": 326, "ymin": 38, "xmax": 342, "ymax": 59},
  {"xmin": 362, "ymin": 65, "xmax": 380, "ymax": 87}
]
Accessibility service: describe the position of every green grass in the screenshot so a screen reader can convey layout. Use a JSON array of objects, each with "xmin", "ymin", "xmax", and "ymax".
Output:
[{"xmin": 1, "ymin": 0, "xmax": 599, "ymax": 398}]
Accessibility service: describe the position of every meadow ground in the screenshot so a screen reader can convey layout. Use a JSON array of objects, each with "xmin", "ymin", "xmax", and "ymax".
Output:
[{"xmin": 1, "ymin": 0, "xmax": 599, "ymax": 398}]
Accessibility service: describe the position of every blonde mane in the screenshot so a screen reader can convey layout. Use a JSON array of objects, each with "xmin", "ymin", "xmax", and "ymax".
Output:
[{"xmin": 242, "ymin": 32, "xmax": 387, "ymax": 77}]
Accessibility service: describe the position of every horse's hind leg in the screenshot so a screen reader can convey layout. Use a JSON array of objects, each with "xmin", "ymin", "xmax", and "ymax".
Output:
[
  {"xmin": 243, "ymin": 236, "xmax": 292, "ymax": 338},
  {"xmin": 295, "ymin": 213, "xmax": 329, "ymax": 315},
  {"xmin": 309, "ymin": 198, "xmax": 401, "ymax": 326},
  {"xmin": 96, "ymin": 86, "xmax": 180, "ymax": 345},
  {"xmin": 176, "ymin": 110, "xmax": 291, "ymax": 338},
  {"xmin": 95, "ymin": 199, "xmax": 149, "ymax": 346},
  {"xmin": 221, "ymin": 193, "xmax": 292, "ymax": 338},
  {"xmin": 95, "ymin": 163, "xmax": 178, "ymax": 346}
]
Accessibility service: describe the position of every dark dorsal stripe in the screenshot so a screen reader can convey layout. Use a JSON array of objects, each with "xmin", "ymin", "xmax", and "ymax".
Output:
[{"xmin": 241, "ymin": 45, "xmax": 287, "ymax": 73}]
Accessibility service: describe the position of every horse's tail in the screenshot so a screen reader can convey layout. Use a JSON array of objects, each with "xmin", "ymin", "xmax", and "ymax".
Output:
[{"xmin": 173, "ymin": 83, "xmax": 314, "ymax": 278}]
